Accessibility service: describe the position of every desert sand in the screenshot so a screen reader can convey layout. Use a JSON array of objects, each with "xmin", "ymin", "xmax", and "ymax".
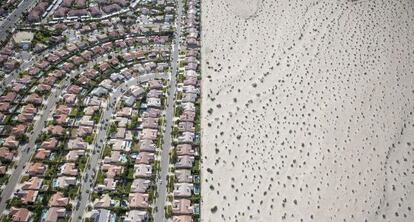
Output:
[{"xmin": 200, "ymin": 0, "xmax": 414, "ymax": 221}]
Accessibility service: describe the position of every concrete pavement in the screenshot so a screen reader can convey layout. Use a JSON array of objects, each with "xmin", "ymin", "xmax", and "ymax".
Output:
[{"xmin": 153, "ymin": 0, "xmax": 183, "ymax": 221}]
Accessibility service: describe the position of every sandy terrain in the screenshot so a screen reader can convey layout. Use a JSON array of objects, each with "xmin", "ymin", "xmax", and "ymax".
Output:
[{"xmin": 200, "ymin": 0, "xmax": 414, "ymax": 221}]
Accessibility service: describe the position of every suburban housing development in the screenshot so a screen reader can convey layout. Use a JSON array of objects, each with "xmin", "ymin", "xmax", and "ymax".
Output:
[
  {"xmin": 3, "ymin": 0, "xmax": 411, "ymax": 222},
  {"xmin": 0, "ymin": 0, "xmax": 201, "ymax": 221}
]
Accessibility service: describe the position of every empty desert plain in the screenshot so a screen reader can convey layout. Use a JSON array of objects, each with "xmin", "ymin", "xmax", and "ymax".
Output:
[{"xmin": 200, "ymin": 0, "xmax": 414, "ymax": 221}]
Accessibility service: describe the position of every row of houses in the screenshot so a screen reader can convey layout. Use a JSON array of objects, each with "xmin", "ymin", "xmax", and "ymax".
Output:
[
  {"xmin": 168, "ymin": 0, "xmax": 201, "ymax": 222},
  {"xmin": 88, "ymin": 79, "xmax": 167, "ymax": 222}
]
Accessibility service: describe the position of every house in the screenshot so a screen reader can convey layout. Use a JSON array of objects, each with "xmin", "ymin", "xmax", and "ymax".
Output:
[
  {"xmin": 184, "ymin": 70, "xmax": 198, "ymax": 78},
  {"xmin": 85, "ymin": 96, "xmax": 101, "ymax": 106},
  {"xmin": 63, "ymin": 94, "xmax": 77, "ymax": 105},
  {"xmin": 22, "ymin": 177, "xmax": 43, "ymax": 190},
  {"xmin": 9, "ymin": 207, "xmax": 30, "ymax": 222},
  {"xmin": 90, "ymin": 209, "xmax": 110, "ymax": 222},
  {"xmin": 101, "ymin": 42, "xmax": 113, "ymax": 51},
  {"xmin": 175, "ymin": 156, "xmax": 194, "ymax": 169},
  {"xmin": 65, "ymin": 150, "xmax": 85, "ymax": 162},
  {"xmin": 183, "ymin": 77, "xmax": 198, "ymax": 86},
  {"xmin": 35, "ymin": 149, "xmax": 51, "ymax": 160},
  {"xmin": 124, "ymin": 210, "xmax": 148, "ymax": 222},
  {"xmin": 102, "ymin": 164, "xmax": 123, "ymax": 178},
  {"xmin": 80, "ymin": 116, "xmax": 95, "ymax": 126},
  {"xmin": 94, "ymin": 194, "xmax": 111, "ymax": 209},
  {"xmin": 60, "ymin": 163, "xmax": 78, "ymax": 176},
  {"xmin": 147, "ymin": 89, "xmax": 163, "ymax": 98},
  {"xmin": 138, "ymin": 140, "xmax": 156, "ymax": 153},
  {"xmin": 22, "ymin": 104, "xmax": 37, "ymax": 114},
  {"xmin": 142, "ymin": 117, "xmax": 159, "ymax": 129},
  {"xmin": 139, "ymin": 129, "xmax": 157, "ymax": 140},
  {"xmin": 17, "ymin": 112, "xmax": 34, "ymax": 123},
  {"xmin": 113, "ymin": 127, "xmax": 126, "ymax": 139},
  {"xmin": 176, "ymin": 144, "xmax": 194, "ymax": 156},
  {"xmin": 0, "ymin": 147, "xmax": 13, "ymax": 161},
  {"xmin": 183, "ymin": 86, "xmax": 200, "ymax": 94},
  {"xmin": 56, "ymin": 176, "xmax": 77, "ymax": 188},
  {"xmin": 147, "ymin": 97, "xmax": 161, "ymax": 108},
  {"xmin": 67, "ymin": 138, "xmax": 87, "ymax": 150},
  {"xmin": 53, "ymin": 7, "xmax": 67, "ymax": 18},
  {"xmin": 91, "ymin": 87, "xmax": 108, "ymax": 97},
  {"xmin": 89, "ymin": 7, "xmax": 102, "ymax": 17},
  {"xmin": 50, "ymin": 69, "xmax": 65, "ymax": 78},
  {"xmin": 48, "ymin": 125, "xmax": 65, "ymax": 136},
  {"xmin": 175, "ymin": 169, "xmax": 193, "ymax": 183},
  {"xmin": 91, "ymin": 46, "xmax": 104, "ymax": 56},
  {"xmin": 180, "ymin": 101, "xmax": 193, "ymax": 112},
  {"xmin": 16, "ymin": 76, "xmax": 30, "ymax": 86},
  {"xmin": 100, "ymin": 79, "xmax": 113, "ymax": 90},
  {"xmin": 4, "ymin": 136, "xmax": 19, "ymax": 148},
  {"xmin": 28, "ymin": 162, "xmax": 46, "ymax": 176},
  {"xmin": 182, "ymin": 93, "xmax": 197, "ymax": 103},
  {"xmin": 148, "ymin": 80, "xmax": 163, "ymax": 89},
  {"xmin": 77, "ymin": 126, "xmax": 93, "ymax": 137},
  {"xmin": 116, "ymin": 107, "xmax": 132, "ymax": 117},
  {"xmin": 130, "ymin": 178, "xmax": 151, "ymax": 193},
  {"xmin": 116, "ymin": 117, "xmax": 129, "ymax": 128},
  {"xmin": 96, "ymin": 178, "xmax": 116, "ymax": 192},
  {"xmin": 66, "ymin": 43, "xmax": 78, "ymax": 53},
  {"xmin": 123, "ymin": 96, "xmax": 136, "ymax": 107},
  {"xmin": 178, "ymin": 132, "xmax": 195, "ymax": 144},
  {"xmin": 67, "ymin": 9, "xmax": 88, "ymax": 17},
  {"xmin": 178, "ymin": 122, "xmax": 195, "ymax": 133},
  {"xmin": 110, "ymin": 73, "xmax": 124, "ymax": 82},
  {"xmin": 67, "ymin": 85, "xmax": 81, "ymax": 94},
  {"xmin": 48, "ymin": 192, "xmax": 69, "ymax": 207},
  {"xmin": 180, "ymin": 110, "xmax": 195, "ymax": 122},
  {"xmin": 128, "ymin": 193, "xmax": 149, "ymax": 209},
  {"xmin": 54, "ymin": 114, "xmax": 68, "ymax": 125},
  {"xmin": 46, "ymin": 53, "xmax": 60, "ymax": 63},
  {"xmin": 44, "ymin": 207, "xmax": 66, "ymax": 222},
  {"xmin": 0, "ymin": 165, "xmax": 6, "ymax": 175},
  {"xmin": 133, "ymin": 164, "xmax": 152, "ymax": 178},
  {"xmin": 17, "ymin": 190, "xmax": 38, "ymax": 204},
  {"xmin": 172, "ymin": 199, "xmax": 192, "ymax": 215},
  {"xmin": 4, "ymin": 59, "xmax": 19, "ymax": 72},
  {"xmin": 142, "ymin": 108, "xmax": 161, "ymax": 118},
  {"xmin": 135, "ymin": 152, "xmax": 155, "ymax": 165},
  {"xmin": 173, "ymin": 183, "xmax": 193, "ymax": 198},
  {"xmin": 11, "ymin": 83, "xmax": 25, "ymax": 92},
  {"xmin": 109, "ymin": 139, "xmax": 129, "ymax": 152},
  {"xmin": 103, "ymin": 151, "xmax": 121, "ymax": 164},
  {"xmin": 0, "ymin": 102, "xmax": 10, "ymax": 112},
  {"xmin": 0, "ymin": 92, "xmax": 16, "ymax": 102},
  {"xmin": 84, "ymin": 106, "xmax": 99, "ymax": 116},
  {"xmin": 40, "ymin": 138, "xmax": 58, "ymax": 150},
  {"xmin": 173, "ymin": 216, "xmax": 193, "ymax": 222},
  {"xmin": 26, "ymin": 93, "xmax": 43, "ymax": 105},
  {"xmin": 36, "ymin": 60, "xmax": 50, "ymax": 70},
  {"xmin": 102, "ymin": 4, "xmax": 121, "ymax": 14},
  {"xmin": 130, "ymin": 86, "xmax": 145, "ymax": 98}
]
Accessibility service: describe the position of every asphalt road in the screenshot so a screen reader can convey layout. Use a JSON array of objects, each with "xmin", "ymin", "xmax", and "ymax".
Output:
[
  {"xmin": 0, "ymin": 0, "xmax": 37, "ymax": 43},
  {"xmin": 71, "ymin": 73, "xmax": 168, "ymax": 220},
  {"xmin": 153, "ymin": 0, "xmax": 183, "ymax": 220},
  {"xmin": 0, "ymin": 77, "xmax": 71, "ymax": 214}
]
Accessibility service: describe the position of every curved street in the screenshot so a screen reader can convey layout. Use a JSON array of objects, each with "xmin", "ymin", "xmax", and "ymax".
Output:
[{"xmin": 71, "ymin": 73, "xmax": 168, "ymax": 220}]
